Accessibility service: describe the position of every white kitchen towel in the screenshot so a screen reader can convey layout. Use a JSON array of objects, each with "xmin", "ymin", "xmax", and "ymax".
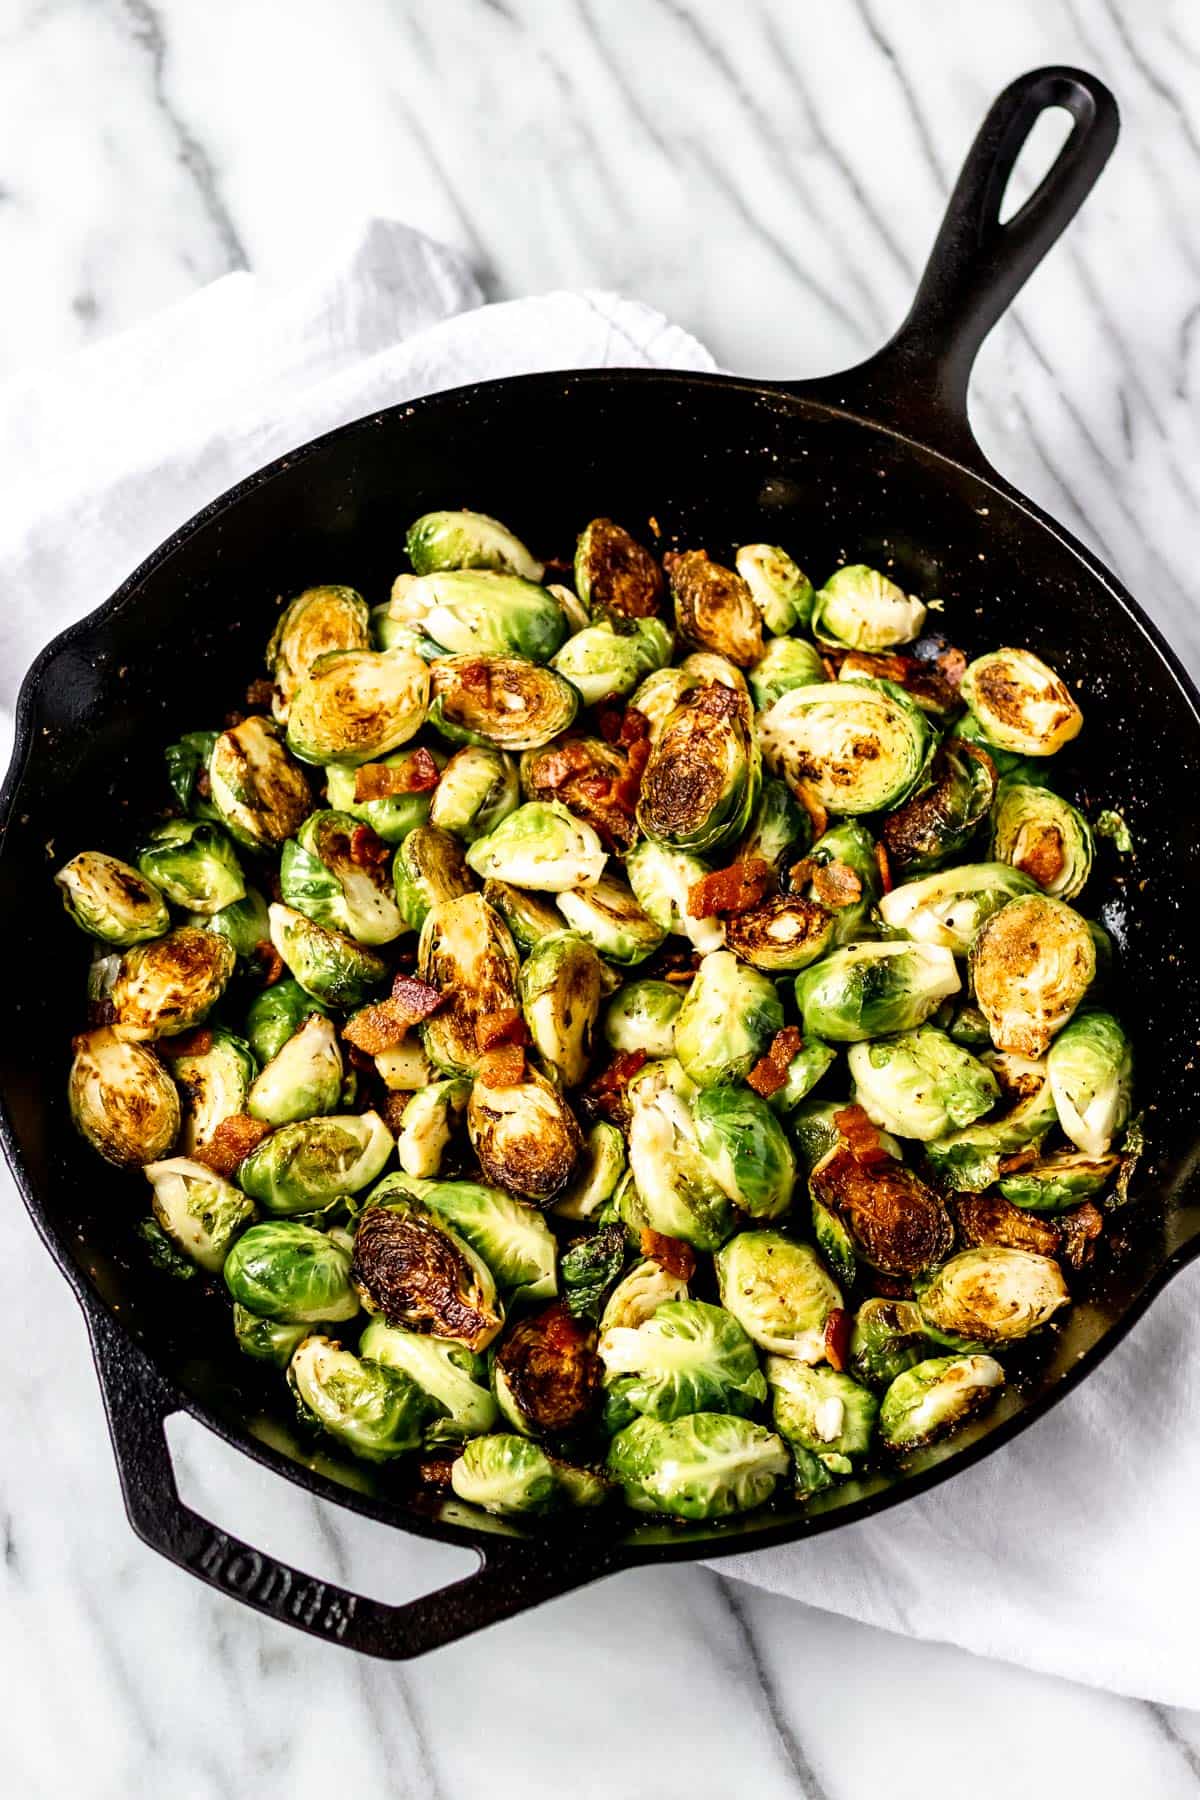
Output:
[{"xmin": 2, "ymin": 218, "xmax": 1193, "ymax": 1706}]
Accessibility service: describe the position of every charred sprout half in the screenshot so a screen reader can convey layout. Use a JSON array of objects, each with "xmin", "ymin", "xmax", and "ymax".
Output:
[{"xmin": 56, "ymin": 851, "xmax": 170, "ymax": 946}]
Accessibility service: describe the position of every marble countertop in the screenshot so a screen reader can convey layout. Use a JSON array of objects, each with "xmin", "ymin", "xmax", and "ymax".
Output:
[{"xmin": 3, "ymin": 1, "xmax": 1200, "ymax": 1794}]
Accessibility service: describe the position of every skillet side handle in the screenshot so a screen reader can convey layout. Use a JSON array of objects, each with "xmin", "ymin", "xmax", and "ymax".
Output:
[
  {"xmin": 802, "ymin": 66, "xmax": 1119, "ymax": 451},
  {"xmin": 87, "ymin": 1307, "xmax": 617, "ymax": 1659}
]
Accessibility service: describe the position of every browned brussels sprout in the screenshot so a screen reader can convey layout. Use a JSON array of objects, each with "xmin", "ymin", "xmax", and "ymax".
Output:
[
  {"xmin": 971, "ymin": 894, "xmax": 1096, "ymax": 1059},
  {"xmin": 467, "ymin": 1062, "xmax": 582, "ymax": 1204},
  {"xmin": 881, "ymin": 739, "xmax": 996, "ymax": 873},
  {"xmin": 111, "ymin": 927, "xmax": 237, "ymax": 1042},
  {"xmin": 351, "ymin": 1200, "xmax": 503, "ymax": 1350},
  {"xmin": 575, "ymin": 518, "xmax": 664, "ymax": 619},
  {"xmin": 208, "ymin": 715, "xmax": 313, "ymax": 852},
  {"xmin": 266, "ymin": 585, "xmax": 371, "ymax": 723},
  {"xmin": 810, "ymin": 1141, "xmax": 954, "ymax": 1279},
  {"xmin": 493, "ymin": 1302, "xmax": 602, "ymax": 1435},
  {"xmin": 724, "ymin": 893, "xmax": 834, "ymax": 972},
  {"xmin": 637, "ymin": 683, "xmax": 759, "ymax": 855},
  {"xmin": 417, "ymin": 892, "xmax": 521, "ymax": 1075},
  {"xmin": 68, "ymin": 1028, "xmax": 181, "ymax": 1167},
  {"xmin": 428, "ymin": 655, "xmax": 578, "ymax": 751},
  {"xmin": 665, "ymin": 549, "xmax": 763, "ymax": 667}
]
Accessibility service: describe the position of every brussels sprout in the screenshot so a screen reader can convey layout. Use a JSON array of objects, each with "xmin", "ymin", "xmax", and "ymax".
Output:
[
  {"xmin": 280, "ymin": 811, "xmax": 404, "ymax": 946},
  {"xmin": 550, "ymin": 615, "xmax": 673, "ymax": 705},
  {"xmin": 111, "ymin": 927, "xmax": 237, "ymax": 1042},
  {"xmin": 959, "ymin": 648, "xmax": 1082, "ymax": 756},
  {"xmin": 990, "ymin": 775, "xmax": 1094, "ymax": 901},
  {"xmin": 519, "ymin": 734, "xmax": 638, "ymax": 854},
  {"xmin": 520, "ymin": 932, "xmax": 604, "ymax": 1087},
  {"xmin": 625, "ymin": 840, "xmax": 726, "ymax": 955},
  {"xmin": 766, "ymin": 1357, "xmax": 877, "ymax": 1477},
  {"xmin": 163, "ymin": 1025, "xmax": 256, "ymax": 1152},
  {"xmin": 417, "ymin": 893, "xmax": 521, "ymax": 1075},
  {"xmin": 56, "ymin": 851, "xmax": 170, "ymax": 946},
  {"xmin": 351, "ymin": 1199, "xmax": 502, "ymax": 1349},
  {"xmin": 736, "ymin": 543, "xmax": 815, "ymax": 637},
  {"xmin": 759, "ymin": 678, "xmax": 931, "ymax": 816},
  {"xmin": 286, "ymin": 647, "xmax": 430, "ymax": 768},
  {"xmin": 925, "ymin": 1050, "xmax": 1057, "ymax": 1190},
  {"xmin": 450, "ymin": 1433, "xmax": 560, "ymax": 1515},
  {"xmin": 916, "ymin": 1247, "xmax": 1068, "ymax": 1345},
  {"xmin": 746, "ymin": 636, "xmax": 827, "ymax": 713},
  {"xmin": 359, "ymin": 1317, "xmax": 498, "ymax": 1442},
  {"xmin": 810, "ymin": 1192, "xmax": 858, "ymax": 1286},
  {"xmin": 394, "ymin": 1079, "xmax": 470, "ymax": 1178},
  {"xmin": 600, "ymin": 1299, "xmax": 766, "ymax": 1430},
  {"xmin": 945, "ymin": 998, "xmax": 992, "ymax": 1048},
  {"xmin": 266, "ymin": 585, "xmax": 371, "ymax": 721},
  {"xmin": 691, "ymin": 1086, "xmax": 796, "ymax": 1220},
  {"xmin": 848, "ymin": 1027, "xmax": 999, "ymax": 1141},
  {"xmin": 574, "ymin": 517, "xmax": 664, "ymax": 618},
  {"xmin": 467, "ymin": 1062, "xmax": 582, "ymax": 1204},
  {"xmin": 849, "ymin": 1296, "xmax": 929, "ymax": 1389},
  {"xmin": 789, "ymin": 819, "xmax": 882, "ymax": 946},
  {"xmin": 407, "ymin": 509, "xmax": 544, "ymax": 581},
  {"xmin": 68, "ymin": 1028, "xmax": 180, "ymax": 1167},
  {"xmin": 1047, "ymin": 1010, "xmax": 1132, "ymax": 1158},
  {"xmin": 268, "ymin": 903, "xmax": 388, "ymax": 1008},
  {"xmin": 553, "ymin": 1120, "xmax": 628, "ymax": 1221},
  {"xmin": 324, "ymin": 747, "xmax": 441, "ymax": 844},
  {"xmin": 737, "ymin": 775, "xmax": 812, "ymax": 871},
  {"xmin": 493, "ymin": 1302, "xmax": 601, "ymax": 1436},
  {"xmin": 603, "ymin": 980, "xmax": 684, "ymax": 1058},
  {"xmin": 810, "ymin": 1143, "xmax": 954, "ymax": 1277},
  {"xmin": 954, "ymin": 710, "xmax": 1030, "ymax": 777},
  {"xmin": 607, "ymin": 1412, "xmax": 788, "ymax": 1518},
  {"xmin": 392, "ymin": 824, "xmax": 474, "ymax": 933},
  {"xmin": 971, "ymin": 894, "xmax": 1095, "ymax": 1058},
  {"xmin": 878, "ymin": 1353, "xmax": 1005, "ymax": 1450},
  {"xmin": 465, "ymin": 801, "xmax": 606, "ymax": 893},
  {"xmin": 427, "ymin": 746, "xmax": 519, "ymax": 845},
  {"xmin": 371, "ymin": 1173, "xmax": 557, "ymax": 1303},
  {"xmin": 715, "ymin": 1231, "xmax": 841, "ymax": 1359},
  {"xmin": 246, "ymin": 1013, "xmax": 342, "ymax": 1127},
  {"xmin": 208, "ymin": 716, "xmax": 313, "ymax": 852},
  {"xmin": 637, "ymin": 684, "xmax": 760, "ymax": 856},
  {"xmin": 143, "ymin": 1156, "xmax": 256, "ymax": 1272},
  {"xmin": 674, "ymin": 950, "xmax": 784, "ymax": 1087},
  {"xmin": 764, "ymin": 1039, "xmax": 839, "ymax": 1116},
  {"xmin": 555, "ymin": 873, "xmax": 665, "ymax": 966},
  {"xmin": 244, "ymin": 977, "xmax": 329, "ymax": 1066},
  {"xmin": 878, "ymin": 862, "xmax": 1037, "ymax": 955},
  {"xmin": 428, "ymin": 655, "xmax": 578, "ymax": 751},
  {"xmin": 399, "ymin": 570, "xmax": 568, "ymax": 665},
  {"xmin": 560, "ymin": 1224, "xmax": 626, "ymax": 1320},
  {"xmin": 999, "ymin": 1149, "xmax": 1118, "ymax": 1212},
  {"xmin": 880, "ymin": 740, "xmax": 997, "ymax": 874},
  {"xmin": 666, "ymin": 550, "xmax": 763, "ymax": 667},
  {"xmin": 165, "ymin": 729, "xmax": 221, "ymax": 819},
  {"xmin": 233, "ymin": 1304, "xmax": 309, "ymax": 1368},
  {"xmin": 289, "ymin": 1335, "xmax": 436, "ymax": 1462},
  {"xmin": 238, "ymin": 1112, "xmax": 394, "ymax": 1214},
  {"xmin": 547, "ymin": 582, "xmax": 591, "ymax": 635},
  {"xmin": 193, "ymin": 886, "xmax": 272, "ymax": 960},
  {"xmin": 627, "ymin": 1077, "xmax": 736, "ymax": 1250},
  {"xmin": 224, "ymin": 1220, "xmax": 359, "ymax": 1323},
  {"xmin": 480, "ymin": 878, "xmax": 563, "ymax": 952},
  {"xmin": 795, "ymin": 942, "xmax": 959, "ymax": 1043},
  {"xmin": 372, "ymin": 1038, "xmax": 434, "ymax": 1092},
  {"xmin": 679, "ymin": 651, "xmax": 751, "ymax": 693},
  {"xmin": 630, "ymin": 665, "xmax": 699, "ymax": 738},
  {"xmin": 725, "ymin": 895, "xmax": 834, "ymax": 972},
  {"xmin": 811, "ymin": 564, "xmax": 926, "ymax": 650},
  {"xmin": 599, "ymin": 1255, "xmax": 690, "ymax": 1333}
]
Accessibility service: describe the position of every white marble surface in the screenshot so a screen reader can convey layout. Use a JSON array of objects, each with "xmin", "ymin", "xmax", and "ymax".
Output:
[{"xmin": 3, "ymin": 0, "xmax": 1200, "ymax": 1794}]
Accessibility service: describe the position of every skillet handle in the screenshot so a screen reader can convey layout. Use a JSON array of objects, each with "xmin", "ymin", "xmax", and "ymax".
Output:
[
  {"xmin": 798, "ymin": 66, "xmax": 1119, "ymax": 453},
  {"xmin": 87, "ymin": 1307, "xmax": 616, "ymax": 1658}
]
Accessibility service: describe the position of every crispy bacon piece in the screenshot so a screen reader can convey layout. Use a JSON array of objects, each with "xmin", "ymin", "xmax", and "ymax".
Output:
[
  {"xmin": 832, "ymin": 1104, "xmax": 895, "ymax": 1167},
  {"xmin": 640, "ymin": 1230, "xmax": 696, "ymax": 1282},
  {"xmin": 195, "ymin": 767, "xmax": 213, "ymax": 802},
  {"xmin": 747, "ymin": 1025, "xmax": 804, "ymax": 1098},
  {"xmin": 354, "ymin": 749, "xmax": 440, "ymax": 801},
  {"xmin": 342, "ymin": 1001, "xmax": 412, "ymax": 1057},
  {"xmin": 799, "ymin": 859, "xmax": 863, "ymax": 912},
  {"xmin": 1013, "ymin": 825, "xmax": 1067, "ymax": 890},
  {"xmin": 596, "ymin": 704, "xmax": 624, "ymax": 745},
  {"xmin": 478, "ymin": 1008, "xmax": 530, "ymax": 1050},
  {"xmin": 953, "ymin": 1191, "xmax": 1060, "ymax": 1257},
  {"xmin": 253, "ymin": 941, "xmax": 285, "ymax": 987},
  {"xmin": 610, "ymin": 734, "xmax": 650, "ymax": 815},
  {"xmin": 874, "ymin": 842, "xmax": 894, "ymax": 894},
  {"xmin": 686, "ymin": 857, "xmax": 773, "ymax": 919},
  {"xmin": 824, "ymin": 1308, "xmax": 852, "ymax": 1373},
  {"xmin": 245, "ymin": 676, "xmax": 276, "ymax": 710},
  {"xmin": 582, "ymin": 1049, "xmax": 648, "ymax": 1126},
  {"xmin": 194, "ymin": 1114, "xmax": 273, "ymax": 1177},
  {"xmin": 477, "ymin": 1044, "xmax": 526, "ymax": 1088},
  {"xmin": 391, "ymin": 974, "xmax": 446, "ymax": 1024},
  {"xmin": 936, "ymin": 645, "xmax": 968, "ymax": 688},
  {"xmin": 619, "ymin": 707, "xmax": 650, "ymax": 747},
  {"xmin": 457, "ymin": 661, "xmax": 491, "ymax": 695},
  {"xmin": 160, "ymin": 1027, "xmax": 214, "ymax": 1060},
  {"xmin": 1058, "ymin": 1201, "xmax": 1104, "ymax": 1272},
  {"xmin": 349, "ymin": 823, "xmax": 392, "ymax": 870}
]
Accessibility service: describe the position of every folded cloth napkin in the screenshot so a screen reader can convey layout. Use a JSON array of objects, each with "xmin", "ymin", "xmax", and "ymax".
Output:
[{"xmin": 3, "ymin": 218, "xmax": 1194, "ymax": 1706}]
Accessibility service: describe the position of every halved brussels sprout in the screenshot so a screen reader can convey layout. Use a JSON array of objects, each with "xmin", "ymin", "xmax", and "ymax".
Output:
[
  {"xmin": 111, "ymin": 927, "xmax": 237, "ymax": 1041},
  {"xmin": 372, "ymin": 1173, "xmax": 558, "ymax": 1301},
  {"xmin": 280, "ymin": 811, "xmax": 404, "ymax": 945},
  {"xmin": 233, "ymin": 1305, "xmax": 308, "ymax": 1368},
  {"xmin": 746, "ymin": 636, "xmax": 827, "ymax": 713},
  {"xmin": 68, "ymin": 1028, "xmax": 180, "ymax": 1167},
  {"xmin": 724, "ymin": 895, "xmax": 834, "ymax": 972},
  {"xmin": 1047, "ymin": 1009, "xmax": 1132, "ymax": 1158},
  {"xmin": 849, "ymin": 1296, "xmax": 929, "ymax": 1389},
  {"xmin": 924, "ymin": 1050, "xmax": 1057, "ymax": 1191},
  {"xmin": 575, "ymin": 517, "xmax": 664, "ymax": 618},
  {"xmin": 287, "ymin": 648, "xmax": 430, "ymax": 768},
  {"xmin": 550, "ymin": 615, "xmax": 673, "ymax": 705},
  {"xmin": 351, "ymin": 1198, "xmax": 502, "ymax": 1350},
  {"xmin": 428, "ymin": 655, "xmax": 578, "ymax": 751},
  {"xmin": 193, "ymin": 886, "xmax": 272, "ymax": 960},
  {"xmin": 788, "ymin": 819, "xmax": 882, "ymax": 946},
  {"xmin": 560, "ymin": 1224, "xmax": 626, "ymax": 1322},
  {"xmin": 998, "ymin": 1147, "xmax": 1119, "ymax": 1212},
  {"xmin": 493, "ymin": 1302, "xmax": 601, "ymax": 1436},
  {"xmin": 679, "ymin": 651, "xmax": 751, "ymax": 693},
  {"xmin": 971, "ymin": 893, "xmax": 1095, "ymax": 1058},
  {"xmin": 637, "ymin": 684, "xmax": 760, "ymax": 855},
  {"xmin": 208, "ymin": 716, "xmax": 313, "ymax": 852},
  {"xmin": 394, "ymin": 1079, "xmax": 471, "ymax": 1178},
  {"xmin": 268, "ymin": 903, "xmax": 388, "ymax": 1008},
  {"xmin": 607, "ymin": 1412, "xmax": 788, "ymax": 1518},
  {"xmin": 600, "ymin": 1299, "xmax": 766, "ymax": 1429},
  {"xmin": 627, "ymin": 1077, "xmax": 736, "ymax": 1251},
  {"xmin": 764, "ymin": 1039, "xmax": 838, "ymax": 1116},
  {"xmin": 736, "ymin": 543, "xmax": 814, "ymax": 636},
  {"xmin": 289, "ymin": 1335, "xmax": 436, "ymax": 1462},
  {"xmin": 715, "ymin": 1231, "xmax": 842, "ymax": 1359},
  {"xmin": 163, "ymin": 1025, "xmax": 255, "ymax": 1152},
  {"xmin": 811, "ymin": 1143, "xmax": 954, "ymax": 1278},
  {"xmin": 599, "ymin": 1255, "xmax": 690, "ymax": 1332},
  {"xmin": 811, "ymin": 564, "xmax": 926, "ymax": 650},
  {"xmin": 916, "ymin": 1247, "xmax": 1068, "ymax": 1344},
  {"xmin": 359, "ymin": 1317, "xmax": 498, "ymax": 1443},
  {"xmin": 691, "ymin": 1086, "xmax": 796, "ymax": 1219},
  {"xmin": 451, "ymin": 1434, "xmax": 584, "ymax": 1516},
  {"xmin": 428, "ymin": 746, "xmax": 519, "ymax": 844},
  {"xmin": 520, "ymin": 931, "xmax": 604, "ymax": 1087},
  {"xmin": 552, "ymin": 1120, "xmax": 627, "ymax": 1221},
  {"xmin": 878, "ymin": 862, "xmax": 1037, "ymax": 955},
  {"xmin": 392, "ymin": 824, "xmax": 474, "ymax": 933},
  {"xmin": 625, "ymin": 840, "xmax": 726, "ymax": 954},
  {"xmin": 766, "ymin": 1357, "xmax": 878, "ymax": 1478},
  {"xmin": 795, "ymin": 941, "xmax": 959, "ymax": 1043},
  {"xmin": 673, "ymin": 950, "xmax": 784, "ymax": 1088},
  {"xmin": 481, "ymin": 878, "xmax": 563, "ymax": 952},
  {"xmin": 324, "ymin": 747, "xmax": 441, "ymax": 844},
  {"xmin": 417, "ymin": 892, "xmax": 521, "ymax": 1075},
  {"xmin": 630, "ymin": 665, "xmax": 699, "ymax": 738},
  {"xmin": 848, "ymin": 1027, "xmax": 999, "ymax": 1141},
  {"xmin": 467, "ymin": 1062, "xmax": 582, "ymax": 1204},
  {"xmin": 407, "ymin": 509, "xmax": 543, "ymax": 581},
  {"xmin": 165, "ymin": 729, "xmax": 220, "ymax": 819},
  {"xmin": 465, "ymin": 801, "xmax": 606, "ymax": 892},
  {"xmin": 759, "ymin": 678, "xmax": 931, "ymax": 815},
  {"xmin": 666, "ymin": 550, "xmax": 763, "ymax": 667},
  {"xmin": 56, "ymin": 851, "xmax": 170, "ymax": 946},
  {"xmin": 811, "ymin": 1191, "xmax": 857, "ymax": 1287},
  {"xmin": 945, "ymin": 998, "xmax": 992, "ymax": 1049},
  {"xmin": 246, "ymin": 1013, "xmax": 343, "ymax": 1127},
  {"xmin": 238, "ymin": 1111, "xmax": 394, "ymax": 1214},
  {"xmin": 224, "ymin": 1220, "xmax": 359, "ymax": 1323},
  {"xmin": 603, "ymin": 979, "xmax": 684, "ymax": 1058},
  {"xmin": 878, "ymin": 1353, "xmax": 1004, "ymax": 1450},
  {"xmin": 267, "ymin": 585, "xmax": 371, "ymax": 721},
  {"xmin": 990, "ymin": 775, "xmax": 1094, "ymax": 901},
  {"xmin": 880, "ymin": 740, "xmax": 997, "ymax": 874},
  {"xmin": 397, "ymin": 570, "xmax": 567, "ymax": 664},
  {"xmin": 244, "ymin": 977, "xmax": 328, "ymax": 1066},
  {"xmin": 555, "ymin": 872, "xmax": 665, "ymax": 966},
  {"xmin": 143, "ymin": 1156, "xmax": 256, "ymax": 1272},
  {"xmin": 960, "ymin": 649, "xmax": 1082, "ymax": 756}
]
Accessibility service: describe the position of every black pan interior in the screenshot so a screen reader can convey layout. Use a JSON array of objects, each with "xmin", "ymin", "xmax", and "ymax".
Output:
[{"xmin": 4, "ymin": 368, "xmax": 1198, "ymax": 1553}]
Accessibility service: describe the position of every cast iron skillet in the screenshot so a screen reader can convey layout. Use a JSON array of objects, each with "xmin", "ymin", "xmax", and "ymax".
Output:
[{"xmin": 2, "ymin": 66, "xmax": 1196, "ymax": 1660}]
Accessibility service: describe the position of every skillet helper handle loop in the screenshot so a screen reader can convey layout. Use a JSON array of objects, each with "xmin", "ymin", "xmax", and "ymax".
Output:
[{"xmin": 87, "ymin": 1307, "xmax": 614, "ymax": 1659}]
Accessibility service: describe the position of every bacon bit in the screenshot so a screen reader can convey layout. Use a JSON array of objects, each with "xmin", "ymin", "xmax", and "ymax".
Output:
[
  {"xmin": 747, "ymin": 1025, "xmax": 804, "ymax": 1098},
  {"xmin": 346, "ymin": 1042, "xmax": 378, "ymax": 1077},
  {"xmin": 159, "ymin": 1027, "xmax": 214, "ymax": 1061},
  {"xmin": 692, "ymin": 682, "xmax": 740, "ymax": 720},
  {"xmin": 253, "ymin": 941, "xmax": 285, "ymax": 987},
  {"xmin": 1058, "ymin": 1201, "xmax": 1104, "ymax": 1272},
  {"xmin": 596, "ymin": 703, "xmax": 624, "ymax": 745},
  {"xmin": 342, "ymin": 1000, "xmax": 412, "ymax": 1056},
  {"xmin": 245, "ymin": 676, "xmax": 276, "ymax": 710},
  {"xmin": 582, "ymin": 1049, "xmax": 648, "ymax": 1126},
  {"xmin": 381, "ymin": 1090, "xmax": 411, "ymax": 1134},
  {"xmin": 609, "ymin": 734, "xmax": 650, "ymax": 814},
  {"xmin": 687, "ymin": 857, "xmax": 774, "ymax": 919},
  {"xmin": 478, "ymin": 1044, "xmax": 527, "ymax": 1088},
  {"xmin": 874, "ymin": 842, "xmax": 894, "ymax": 894},
  {"xmin": 390, "ymin": 974, "xmax": 446, "ymax": 1025},
  {"xmin": 833, "ymin": 1104, "xmax": 895, "ymax": 1167},
  {"xmin": 457, "ymin": 661, "xmax": 491, "ymax": 695},
  {"xmin": 619, "ymin": 707, "xmax": 650, "ymax": 748},
  {"xmin": 808, "ymin": 859, "xmax": 864, "ymax": 912},
  {"xmin": 937, "ymin": 645, "xmax": 968, "ymax": 688},
  {"xmin": 1015, "ymin": 826, "xmax": 1066, "ymax": 890},
  {"xmin": 640, "ymin": 1230, "xmax": 696, "ymax": 1282},
  {"xmin": 416, "ymin": 1456, "xmax": 456, "ymax": 1489},
  {"xmin": 478, "ymin": 1008, "xmax": 530, "ymax": 1051},
  {"xmin": 194, "ymin": 1114, "xmax": 273, "ymax": 1177},
  {"xmin": 354, "ymin": 749, "xmax": 440, "ymax": 801},
  {"xmin": 824, "ymin": 1308, "xmax": 852, "ymax": 1373}
]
